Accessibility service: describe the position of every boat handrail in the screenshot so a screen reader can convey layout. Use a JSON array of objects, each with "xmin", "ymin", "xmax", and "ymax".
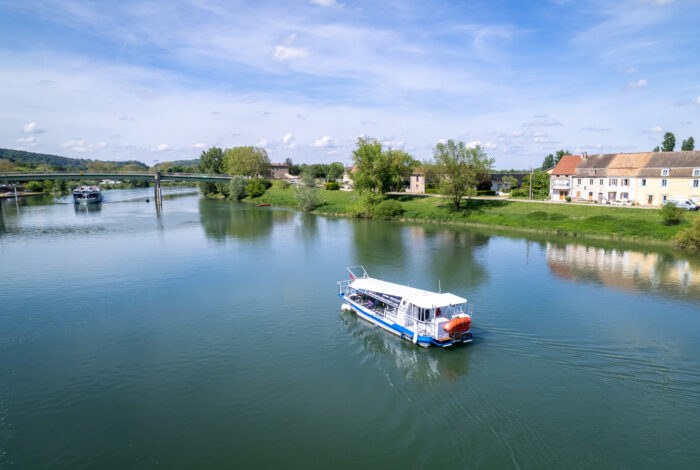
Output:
[{"xmin": 346, "ymin": 265, "xmax": 368, "ymax": 280}]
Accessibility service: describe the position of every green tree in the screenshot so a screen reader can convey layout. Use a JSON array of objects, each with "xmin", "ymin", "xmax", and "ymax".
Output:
[
  {"xmin": 541, "ymin": 154, "xmax": 555, "ymax": 170},
  {"xmin": 122, "ymin": 163, "xmax": 147, "ymax": 172},
  {"xmin": 502, "ymin": 175, "xmax": 519, "ymax": 192},
  {"xmin": 295, "ymin": 169, "xmax": 318, "ymax": 211},
  {"xmin": 653, "ymin": 146, "xmax": 661, "ymax": 152},
  {"xmin": 198, "ymin": 147, "xmax": 224, "ymax": 195},
  {"xmin": 229, "ymin": 176, "xmax": 248, "ymax": 200},
  {"xmin": 284, "ymin": 157, "xmax": 301, "ymax": 176},
  {"xmin": 222, "ymin": 146, "xmax": 271, "ymax": 177},
  {"xmin": 86, "ymin": 161, "xmax": 118, "ymax": 172},
  {"xmin": 541, "ymin": 149, "xmax": 570, "ymax": 170},
  {"xmin": 0, "ymin": 159, "xmax": 15, "ymax": 172},
  {"xmin": 246, "ymin": 177, "xmax": 271, "ymax": 197},
  {"xmin": 430, "ymin": 139, "xmax": 495, "ymax": 211},
  {"xmin": 660, "ymin": 201, "xmax": 683, "ymax": 226},
  {"xmin": 327, "ymin": 162, "xmax": 345, "ymax": 181},
  {"xmin": 518, "ymin": 171, "xmax": 551, "ymax": 199},
  {"xmin": 682, "ymin": 136, "xmax": 695, "ymax": 151},
  {"xmin": 350, "ymin": 137, "xmax": 416, "ymax": 193},
  {"xmin": 350, "ymin": 137, "xmax": 387, "ymax": 193},
  {"xmin": 385, "ymin": 149, "xmax": 418, "ymax": 191},
  {"xmin": 661, "ymin": 132, "xmax": 676, "ymax": 152}
]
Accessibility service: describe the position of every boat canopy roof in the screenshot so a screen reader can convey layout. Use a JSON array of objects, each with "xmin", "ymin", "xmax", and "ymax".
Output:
[{"xmin": 349, "ymin": 277, "xmax": 466, "ymax": 309}]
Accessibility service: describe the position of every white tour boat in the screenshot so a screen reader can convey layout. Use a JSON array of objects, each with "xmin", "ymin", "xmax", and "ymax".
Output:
[
  {"xmin": 338, "ymin": 266, "xmax": 473, "ymax": 348},
  {"xmin": 73, "ymin": 185, "xmax": 102, "ymax": 204}
]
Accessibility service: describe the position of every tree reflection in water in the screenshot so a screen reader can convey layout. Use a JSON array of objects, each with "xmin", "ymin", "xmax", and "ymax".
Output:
[{"xmin": 198, "ymin": 199, "xmax": 293, "ymax": 242}]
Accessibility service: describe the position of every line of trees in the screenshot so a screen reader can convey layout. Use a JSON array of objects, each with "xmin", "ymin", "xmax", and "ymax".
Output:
[{"xmin": 653, "ymin": 132, "xmax": 695, "ymax": 152}]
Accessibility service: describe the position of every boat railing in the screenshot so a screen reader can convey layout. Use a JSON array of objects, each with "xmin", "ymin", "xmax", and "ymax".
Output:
[
  {"xmin": 346, "ymin": 265, "xmax": 368, "ymax": 280},
  {"xmin": 338, "ymin": 280, "xmax": 351, "ymax": 295}
]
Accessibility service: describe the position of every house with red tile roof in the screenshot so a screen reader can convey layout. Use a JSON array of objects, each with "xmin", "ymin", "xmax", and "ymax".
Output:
[{"xmin": 548, "ymin": 154, "xmax": 582, "ymax": 201}]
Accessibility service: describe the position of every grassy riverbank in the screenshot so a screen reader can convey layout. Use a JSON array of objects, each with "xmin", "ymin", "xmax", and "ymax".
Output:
[{"xmin": 250, "ymin": 185, "xmax": 700, "ymax": 245}]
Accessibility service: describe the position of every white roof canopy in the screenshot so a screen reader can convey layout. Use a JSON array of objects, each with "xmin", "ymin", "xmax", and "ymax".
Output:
[{"xmin": 349, "ymin": 277, "xmax": 467, "ymax": 309}]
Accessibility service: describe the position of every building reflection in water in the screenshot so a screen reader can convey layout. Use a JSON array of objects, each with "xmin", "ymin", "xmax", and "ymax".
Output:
[{"xmin": 546, "ymin": 242, "xmax": 700, "ymax": 299}]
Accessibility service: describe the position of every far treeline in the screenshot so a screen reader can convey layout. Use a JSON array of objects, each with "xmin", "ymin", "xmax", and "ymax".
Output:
[{"xmin": 196, "ymin": 136, "xmax": 553, "ymax": 214}]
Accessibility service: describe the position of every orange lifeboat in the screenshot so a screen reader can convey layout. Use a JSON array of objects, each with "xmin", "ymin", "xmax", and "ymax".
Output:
[{"xmin": 443, "ymin": 317, "xmax": 471, "ymax": 334}]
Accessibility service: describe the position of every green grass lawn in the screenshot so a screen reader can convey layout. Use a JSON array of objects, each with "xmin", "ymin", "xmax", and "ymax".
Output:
[{"xmin": 250, "ymin": 185, "xmax": 699, "ymax": 244}]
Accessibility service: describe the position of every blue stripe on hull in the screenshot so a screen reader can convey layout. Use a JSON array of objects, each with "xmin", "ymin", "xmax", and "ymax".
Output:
[{"xmin": 340, "ymin": 294, "xmax": 466, "ymax": 348}]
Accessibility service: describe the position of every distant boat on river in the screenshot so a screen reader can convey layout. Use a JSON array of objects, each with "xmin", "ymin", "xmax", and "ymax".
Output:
[
  {"xmin": 338, "ymin": 266, "xmax": 473, "ymax": 348},
  {"xmin": 73, "ymin": 186, "xmax": 102, "ymax": 204}
]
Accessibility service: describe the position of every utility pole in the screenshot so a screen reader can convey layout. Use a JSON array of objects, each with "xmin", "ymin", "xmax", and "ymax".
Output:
[{"xmin": 529, "ymin": 167, "xmax": 533, "ymax": 200}]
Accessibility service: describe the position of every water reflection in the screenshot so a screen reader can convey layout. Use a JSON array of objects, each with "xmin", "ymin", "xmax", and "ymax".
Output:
[
  {"xmin": 340, "ymin": 308, "xmax": 471, "ymax": 384},
  {"xmin": 407, "ymin": 225, "xmax": 490, "ymax": 291},
  {"xmin": 74, "ymin": 203, "xmax": 102, "ymax": 215},
  {"xmin": 546, "ymin": 242, "xmax": 700, "ymax": 300},
  {"xmin": 198, "ymin": 199, "xmax": 293, "ymax": 241}
]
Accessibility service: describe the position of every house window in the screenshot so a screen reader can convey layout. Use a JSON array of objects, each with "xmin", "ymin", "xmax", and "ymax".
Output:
[
  {"xmin": 694, "ymin": 169, "xmax": 700, "ymax": 177},
  {"xmin": 599, "ymin": 179, "xmax": 604, "ymax": 186},
  {"xmin": 663, "ymin": 195, "xmax": 668, "ymax": 204},
  {"xmin": 609, "ymin": 178, "xmax": 617, "ymax": 186},
  {"xmin": 577, "ymin": 179, "xmax": 581, "ymax": 185},
  {"xmin": 589, "ymin": 179, "xmax": 593, "ymax": 185},
  {"xmin": 693, "ymin": 179, "xmax": 700, "ymax": 188},
  {"xmin": 621, "ymin": 192, "xmax": 629, "ymax": 200},
  {"xmin": 622, "ymin": 179, "xmax": 629, "ymax": 186},
  {"xmin": 661, "ymin": 179, "xmax": 668, "ymax": 187},
  {"xmin": 661, "ymin": 169, "xmax": 669, "ymax": 176},
  {"xmin": 648, "ymin": 195, "xmax": 653, "ymax": 204},
  {"xmin": 641, "ymin": 179, "xmax": 647, "ymax": 187}
]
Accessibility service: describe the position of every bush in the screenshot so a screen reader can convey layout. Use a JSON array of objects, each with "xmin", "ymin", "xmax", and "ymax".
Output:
[
  {"xmin": 565, "ymin": 196, "xmax": 571, "ymax": 202},
  {"xmin": 675, "ymin": 219, "xmax": 700, "ymax": 249},
  {"xmin": 25, "ymin": 181, "xmax": 44, "ymax": 192},
  {"xmin": 295, "ymin": 185, "xmax": 318, "ymax": 212},
  {"xmin": 476, "ymin": 190, "xmax": 496, "ymax": 196},
  {"xmin": 373, "ymin": 199, "xmax": 404, "ymax": 220},
  {"xmin": 229, "ymin": 176, "xmax": 248, "ymax": 200},
  {"xmin": 511, "ymin": 188, "xmax": 527, "ymax": 198},
  {"xmin": 324, "ymin": 181, "xmax": 340, "ymax": 190},
  {"xmin": 426, "ymin": 188, "xmax": 439, "ymax": 194},
  {"xmin": 246, "ymin": 178, "xmax": 271, "ymax": 198},
  {"xmin": 348, "ymin": 193, "xmax": 384, "ymax": 218},
  {"xmin": 660, "ymin": 202, "xmax": 683, "ymax": 226},
  {"xmin": 271, "ymin": 180, "xmax": 290, "ymax": 190}
]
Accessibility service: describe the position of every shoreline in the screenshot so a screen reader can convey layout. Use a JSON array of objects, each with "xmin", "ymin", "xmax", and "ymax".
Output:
[{"xmin": 231, "ymin": 186, "xmax": 700, "ymax": 251}]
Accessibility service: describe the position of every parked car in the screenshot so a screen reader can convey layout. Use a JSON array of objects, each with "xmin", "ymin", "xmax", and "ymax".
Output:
[{"xmin": 667, "ymin": 197, "xmax": 699, "ymax": 211}]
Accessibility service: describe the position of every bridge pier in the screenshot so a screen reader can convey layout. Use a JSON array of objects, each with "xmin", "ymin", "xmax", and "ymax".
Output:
[{"xmin": 154, "ymin": 172, "xmax": 162, "ymax": 206}]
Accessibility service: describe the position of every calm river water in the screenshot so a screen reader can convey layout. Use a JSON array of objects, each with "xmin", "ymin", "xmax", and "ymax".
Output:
[{"xmin": 1, "ymin": 189, "xmax": 699, "ymax": 469}]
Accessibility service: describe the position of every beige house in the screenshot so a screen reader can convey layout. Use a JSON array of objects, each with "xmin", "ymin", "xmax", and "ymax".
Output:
[
  {"xmin": 569, "ymin": 151, "xmax": 700, "ymax": 206},
  {"xmin": 270, "ymin": 163, "xmax": 289, "ymax": 180},
  {"xmin": 407, "ymin": 168, "xmax": 426, "ymax": 194}
]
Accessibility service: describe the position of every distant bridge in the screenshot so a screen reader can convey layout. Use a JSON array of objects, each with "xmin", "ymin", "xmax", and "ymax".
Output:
[{"xmin": 0, "ymin": 171, "xmax": 233, "ymax": 204}]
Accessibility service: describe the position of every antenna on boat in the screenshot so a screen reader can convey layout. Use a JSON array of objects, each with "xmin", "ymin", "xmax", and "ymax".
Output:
[{"xmin": 438, "ymin": 280, "xmax": 441, "ymax": 293}]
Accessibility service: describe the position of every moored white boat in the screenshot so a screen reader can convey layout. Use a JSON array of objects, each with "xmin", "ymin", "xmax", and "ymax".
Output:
[{"xmin": 338, "ymin": 266, "xmax": 473, "ymax": 348}]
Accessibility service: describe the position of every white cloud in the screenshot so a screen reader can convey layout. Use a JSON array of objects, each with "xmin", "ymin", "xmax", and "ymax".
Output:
[
  {"xmin": 283, "ymin": 132, "xmax": 293, "ymax": 144},
  {"xmin": 483, "ymin": 141, "xmax": 496, "ymax": 148},
  {"xmin": 16, "ymin": 136, "xmax": 35, "ymax": 143},
  {"xmin": 192, "ymin": 143, "xmax": 206, "ymax": 149},
  {"xmin": 466, "ymin": 140, "xmax": 481, "ymax": 148},
  {"xmin": 256, "ymin": 139, "xmax": 268, "ymax": 148},
  {"xmin": 696, "ymin": 95, "xmax": 700, "ymax": 106},
  {"xmin": 273, "ymin": 45, "xmax": 309, "ymax": 61},
  {"xmin": 23, "ymin": 121, "xmax": 45, "ymax": 133},
  {"xmin": 312, "ymin": 135, "xmax": 333, "ymax": 147},
  {"xmin": 151, "ymin": 143, "xmax": 170, "ymax": 151},
  {"xmin": 522, "ymin": 115, "xmax": 562, "ymax": 127},
  {"xmin": 649, "ymin": 126, "xmax": 663, "ymax": 132},
  {"xmin": 620, "ymin": 67, "xmax": 637, "ymax": 73},
  {"xmin": 628, "ymin": 79, "xmax": 647, "ymax": 88},
  {"xmin": 310, "ymin": 0, "xmax": 338, "ymax": 6},
  {"xmin": 438, "ymin": 138, "xmax": 447, "ymax": 145}
]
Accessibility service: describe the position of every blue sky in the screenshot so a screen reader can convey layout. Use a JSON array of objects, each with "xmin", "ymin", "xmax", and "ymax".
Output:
[{"xmin": 2, "ymin": 0, "xmax": 700, "ymax": 168}]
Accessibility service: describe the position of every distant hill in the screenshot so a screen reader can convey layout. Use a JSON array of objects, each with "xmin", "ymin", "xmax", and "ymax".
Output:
[
  {"xmin": 171, "ymin": 159, "xmax": 200, "ymax": 167},
  {"xmin": 0, "ymin": 148, "xmax": 148, "ymax": 170}
]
